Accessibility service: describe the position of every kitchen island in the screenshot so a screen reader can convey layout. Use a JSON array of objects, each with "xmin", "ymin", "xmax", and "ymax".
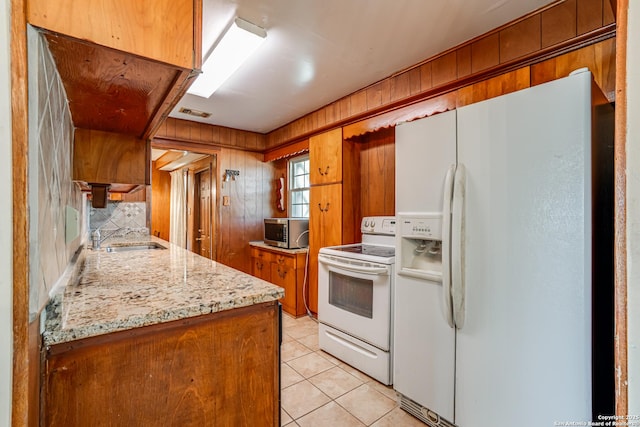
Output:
[{"xmin": 42, "ymin": 237, "xmax": 283, "ymax": 426}]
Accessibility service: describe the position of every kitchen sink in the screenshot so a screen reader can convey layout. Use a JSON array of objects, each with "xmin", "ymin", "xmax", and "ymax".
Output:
[{"xmin": 105, "ymin": 242, "xmax": 167, "ymax": 253}]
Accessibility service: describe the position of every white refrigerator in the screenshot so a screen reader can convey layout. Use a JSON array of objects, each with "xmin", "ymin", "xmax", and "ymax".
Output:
[{"xmin": 393, "ymin": 70, "xmax": 614, "ymax": 427}]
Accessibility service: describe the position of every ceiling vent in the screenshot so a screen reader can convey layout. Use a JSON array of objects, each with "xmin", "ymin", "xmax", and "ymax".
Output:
[{"xmin": 178, "ymin": 107, "xmax": 212, "ymax": 118}]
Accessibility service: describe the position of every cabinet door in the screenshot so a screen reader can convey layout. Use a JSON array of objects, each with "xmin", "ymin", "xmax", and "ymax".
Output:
[
  {"xmin": 308, "ymin": 183, "xmax": 343, "ymax": 313},
  {"xmin": 310, "ymin": 128, "xmax": 343, "ymax": 185},
  {"xmin": 28, "ymin": 0, "xmax": 198, "ymax": 69},
  {"xmin": 270, "ymin": 256, "xmax": 297, "ymax": 315},
  {"xmin": 251, "ymin": 248, "xmax": 272, "ymax": 281}
]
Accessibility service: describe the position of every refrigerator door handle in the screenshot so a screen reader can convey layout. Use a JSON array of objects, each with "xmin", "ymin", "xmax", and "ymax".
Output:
[
  {"xmin": 451, "ymin": 163, "xmax": 466, "ymax": 329},
  {"xmin": 441, "ymin": 164, "xmax": 456, "ymax": 328}
]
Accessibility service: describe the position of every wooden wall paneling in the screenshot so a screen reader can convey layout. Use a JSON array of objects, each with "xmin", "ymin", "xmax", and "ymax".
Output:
[
  {"xmin": 419, "ymin": 62, "xmax": 433, "ymax": 91},
  {"xmin": 499, "ymin": 14, "xmax": 542, "ymax": 63},
  {"xmin": 357, "ymin": 127, "xmax": 395, "ymax": 218},
  {"xmin": 408, "ymin": 67, "xmax": 422, "ymax": 96},
  {"xmin": 485, "ymin": 67, "xmax": 531, "ymax": 100},
  {"xmin": 382, "ymin": 131, "xmax": 395, "ymax": 215},
  {"xmin": 456, "ymin": 67, "xmax": 531, "ymax": 108},
  {"xmin": 338, "ymin": 97, "xmax": 351, "ymax": 121},
  {"xmin": 431, "ymin": 51, "xmax": 457, "ymax": 88},
  {"xmin": 217, "ymin": 151, "xmax": 230, "ymax": 267},
  {"xmin": 530, "ymin": 38, "xmax": 616, "ymax": 100},
  {"xmin": 216, "ymin": 148, "xmax": 276, "ymax": 273},
  {"xmin": 471, "ymin": 33, "xmax": 500, "ymax": 74},
  {"xmin": 162, "ymin": 118, "xmax": 177, "ymax": 139},
  {"xmin": 176, "ymin": 119, "xmax": 193, "ymax": 141},
  {"xmin": 366, "ymin": 81, "xmax": 384, "ymax": 111},
  {"xmin": 230, "ymin": 149, "xmax": 245, "ymax": 270},
  {"xmin": 390, "ymin": 71, "xmax": 411, "ymax": 102},
  {"xmin": 153, "ymin": 118, "xmax": 267, "ymax": 152},
  {"xmin": 151, "ymin": 161, "xmax": 172, "ymax": 240},
  {"xmin": 578, "ymin": 0, "xmax": 605, "ymax": 34},
  {"xmin": 542, "ymin": 0, "xmax": 577, "ymax": 48},
  {"xmin": 350, "ymin": 89, "xmax": 368, "ymax": 117},
  {"xmin": 314, "ymin": 108, "xmax": 327, "ymax": 129},
  {"xmin": 342, "ymin": 139, "xmax": 360, "ymax": 245},
  {"xmin": 325, "ymin": 102, "xmax": 338, "ymax": 125},
  {"xmin": 457, "ymin": 45, "xmax": 472, "ymax": 78},
  {"xmin": 186, "ymin": 168, "xmax": 196, "ymax": 252}
]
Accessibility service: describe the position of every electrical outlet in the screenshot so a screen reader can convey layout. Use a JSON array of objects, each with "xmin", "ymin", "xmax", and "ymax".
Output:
[{"xmin": 223, "ymin": 196, "xmax": 230, "ymax": 206}]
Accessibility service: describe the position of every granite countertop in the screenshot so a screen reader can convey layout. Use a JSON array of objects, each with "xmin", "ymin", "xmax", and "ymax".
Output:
[
  {"xmin": 43, "ymin": 236, "xmax": 284, "ymax": 346},
  {"xmin": 249, "ymin": 241, "xmax": 309, "ymax": 254}
]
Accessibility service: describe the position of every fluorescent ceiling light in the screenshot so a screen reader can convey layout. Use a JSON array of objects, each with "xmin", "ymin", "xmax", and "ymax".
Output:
[{"xmin": 188, "ymin": 18, "xmax": 267, "ymax": 98}]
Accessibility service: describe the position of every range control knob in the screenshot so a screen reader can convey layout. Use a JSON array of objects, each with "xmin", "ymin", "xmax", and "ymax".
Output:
[{"xmin": 364, "ymin": 220, "xmax": 370, "ymax": 228}]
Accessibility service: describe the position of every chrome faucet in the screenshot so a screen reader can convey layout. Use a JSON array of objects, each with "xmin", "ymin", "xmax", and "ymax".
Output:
[{"xmin": 91, "ymin": 229, "xmax": 101, "ymax": 250}]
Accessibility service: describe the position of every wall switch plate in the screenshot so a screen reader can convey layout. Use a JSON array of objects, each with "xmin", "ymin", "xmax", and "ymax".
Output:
[{"xmin": 223, "ymin": 196, "xmax": 230, "ymax": 206}]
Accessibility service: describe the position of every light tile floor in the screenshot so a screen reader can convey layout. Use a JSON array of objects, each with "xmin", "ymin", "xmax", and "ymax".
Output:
[{"xmin": 281, "ymin": 314, "xmax": 425, "ymax": 426}]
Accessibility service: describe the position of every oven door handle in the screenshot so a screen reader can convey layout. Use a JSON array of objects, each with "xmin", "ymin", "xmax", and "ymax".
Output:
[{"xmin": 318, "ymin": 255, "xmax": 389, "ymax": 275}]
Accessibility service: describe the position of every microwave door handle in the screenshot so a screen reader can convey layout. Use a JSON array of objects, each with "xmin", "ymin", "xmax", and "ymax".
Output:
[{"xmin": 318, "ymin": 255, "xmax": 389, "ymax": 275}]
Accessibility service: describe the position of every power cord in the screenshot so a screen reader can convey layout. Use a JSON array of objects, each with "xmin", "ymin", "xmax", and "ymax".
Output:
[{"xmin": 295, "ymin": 229, "xmax": 317, "ymax": 322}]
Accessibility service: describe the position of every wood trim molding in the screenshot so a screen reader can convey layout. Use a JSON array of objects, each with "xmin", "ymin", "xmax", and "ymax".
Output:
[
  {"xmin": 152, "ymin": 136, "xmax": 235, "ymax": 155},
  {"xmin": 11, "ymin": 0, "xmax": 32, "ymax": 424},
  {"xmin": 343, "ymin": 92, "xmax": 457, "ymax": 139},
  {"xmin": 143, "ymin": 69, "xmax": 197, "ymax": 141},
  {"xmin": 613, "ymin": 0, "xmax": 628, "ymax": 416},
  {"xmin": 263, "ymin": 139, "xmax": 309, "ymax": 162}
]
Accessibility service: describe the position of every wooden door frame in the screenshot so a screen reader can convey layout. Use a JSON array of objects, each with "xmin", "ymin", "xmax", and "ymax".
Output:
[
  {"xmin": 185, "ymin": 156, "xmax": 216, "ymax": 261},
  {"xmin": 193, "ymin": 165, "xmax": 213, "ymax": 259},
  {"xmin": 614, "ymin": 0, "xmax": 628, "ymax": 416}
]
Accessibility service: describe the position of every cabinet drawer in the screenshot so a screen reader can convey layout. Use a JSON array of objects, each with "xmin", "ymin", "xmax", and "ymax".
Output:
[
  {"xmin": 273, "ymin": 254, "xmax": 295, "ymax": 268},
  {"xmin": 251, "ymin": 247, "xmax": 275, "ymax": 262}
]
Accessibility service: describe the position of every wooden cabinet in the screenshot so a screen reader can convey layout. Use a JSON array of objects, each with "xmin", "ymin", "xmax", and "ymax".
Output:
[
  {"xmin": 43, "ymin": 302, "xmax": 280, "ymax": 426},
  {"xmin": 308, "ymin": 128, "xmax": 359, "ymax": 314},
  {"xmin": 252, "ymin": 247, "xmax": 274, "ymax": 282},
  {"xmin": 27, "ymin": 0, "xmax": 200, "ymax": 70},
  {"xmin": 310, "ymin": 128, "xmax": 343, "ymax": 185},
  {"xmin": 73, "ymin": 129, "xmax": 149, "ymax": 186},
  {"xmin": 251, "ymin": 245, "xmax": 308, "ymax": 317},
  {"xmin": 27, "ymin": 0, "xmax": 202, "ymax": 140}
]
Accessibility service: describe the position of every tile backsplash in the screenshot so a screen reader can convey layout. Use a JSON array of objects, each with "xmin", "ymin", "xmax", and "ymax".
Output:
[
  {"xmin": 89, "ymin": 201, "xmax": 149, "ymax": 241},
  {"xmin": 28, "ymin": 27, "xmax": 84, "ymax": 319}
]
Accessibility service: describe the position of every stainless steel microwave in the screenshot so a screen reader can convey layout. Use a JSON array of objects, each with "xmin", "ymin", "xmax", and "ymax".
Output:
[{"xmin": 264, "ymin": 218, "xmax": 309, "ymax": 249}]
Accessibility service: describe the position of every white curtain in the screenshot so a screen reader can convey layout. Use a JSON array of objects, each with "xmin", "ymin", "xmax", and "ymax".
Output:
[{"xmin": 169, "ymin": 170, "xmax": 187, "ymax": 248}]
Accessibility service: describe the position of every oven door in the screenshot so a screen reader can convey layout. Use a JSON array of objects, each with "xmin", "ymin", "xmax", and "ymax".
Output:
[{"xmin": 318, "ymin": 253, "xmax": 392, "ymax": 350}]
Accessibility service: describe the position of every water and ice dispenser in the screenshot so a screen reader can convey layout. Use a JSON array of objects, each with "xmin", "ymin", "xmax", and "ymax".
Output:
[{"xmin": 398, "ymin": 214, "xmax": 443, "ymax": 282}]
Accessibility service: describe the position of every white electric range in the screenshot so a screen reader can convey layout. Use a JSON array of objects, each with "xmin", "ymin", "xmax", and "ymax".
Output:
[{"xmin": 317, "ymin": 216, "xmax": 396, "ymax": 385}]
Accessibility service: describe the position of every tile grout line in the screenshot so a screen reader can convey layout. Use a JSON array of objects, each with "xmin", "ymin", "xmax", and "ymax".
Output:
[{"xmin": 281, "ymin": 314, "xmax": 402, "ymax": 426}]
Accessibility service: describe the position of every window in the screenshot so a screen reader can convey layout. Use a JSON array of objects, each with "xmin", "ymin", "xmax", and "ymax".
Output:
[{"xmin": 289, "ymin": 154, "xmax": 310, "ymax": 218}]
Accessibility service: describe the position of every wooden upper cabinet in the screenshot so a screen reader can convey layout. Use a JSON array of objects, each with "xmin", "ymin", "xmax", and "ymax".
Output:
[
  {"xmin": 73, "ymin": 128, "xmax": 149, "ymax": 187},
  {"xmin": 310, "ymin": 128, "xmax": 343, "ymax": 185},
  {"xmin": 27, "ymin": 0, "xmax": 200, "ymax": 69},
  {"xmin": 27, "ymin": 0, "xmax": 202, "ymax": 140}
]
